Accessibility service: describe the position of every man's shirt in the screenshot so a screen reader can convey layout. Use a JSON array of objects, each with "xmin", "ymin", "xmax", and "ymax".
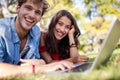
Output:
[{"xmin": 0, "ymin": 17, "xmax": 40, "ymax": 64}]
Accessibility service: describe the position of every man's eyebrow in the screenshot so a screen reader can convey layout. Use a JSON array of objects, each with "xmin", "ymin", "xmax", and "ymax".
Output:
[
  {"xmin": 25, "ymin": 4, "xmax": 42, "ymax": 13},
  {"xmin": 24, "ymin": 5, "xmax": 33, "ymax": 9}
]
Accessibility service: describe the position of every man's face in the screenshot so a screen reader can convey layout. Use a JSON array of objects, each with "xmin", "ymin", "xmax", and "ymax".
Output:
[{"xmin": 16, "ymin": 0, "xmax": 43, "ymax": 31}]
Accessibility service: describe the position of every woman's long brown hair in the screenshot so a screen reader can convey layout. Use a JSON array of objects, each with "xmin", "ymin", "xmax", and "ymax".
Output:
[{"xmin": 45, "ymin": 10, "xmax": 81, "ymax": 59}]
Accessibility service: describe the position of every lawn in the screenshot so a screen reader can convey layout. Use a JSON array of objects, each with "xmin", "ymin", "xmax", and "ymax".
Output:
[{"xmin": 2, "ymin": 48, "xmax": 120, "ymax": 80}]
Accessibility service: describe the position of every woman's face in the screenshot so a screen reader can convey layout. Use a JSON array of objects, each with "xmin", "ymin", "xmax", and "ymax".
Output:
[{"xmin": 54, "ymin": 16, "xmax": 71, "ymax": 41}]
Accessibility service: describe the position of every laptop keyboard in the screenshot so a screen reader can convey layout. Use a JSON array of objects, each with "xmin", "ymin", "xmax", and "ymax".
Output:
[{"xmin": 66, "ymin": 62, "xmax": 92, "ymax": 72}]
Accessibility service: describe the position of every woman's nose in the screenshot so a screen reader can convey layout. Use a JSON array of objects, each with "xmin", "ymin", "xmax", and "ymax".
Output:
[{"xmin": 60, "ymin": 26, "xmax": 66, "ymax": 32}]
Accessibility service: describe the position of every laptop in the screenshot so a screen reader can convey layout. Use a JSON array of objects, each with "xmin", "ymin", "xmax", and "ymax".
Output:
[{"xmin": 50, "ymin": 16, "xmax": 120, "ymax": 74}]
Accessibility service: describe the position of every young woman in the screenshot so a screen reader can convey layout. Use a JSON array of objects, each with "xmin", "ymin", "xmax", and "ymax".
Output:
[{"xmin": 39, "ymin": 10, "xmax": 88, "ymax": 63}]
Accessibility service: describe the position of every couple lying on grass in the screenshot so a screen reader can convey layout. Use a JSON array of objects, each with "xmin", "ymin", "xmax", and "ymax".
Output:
[{"xmin": 0, "ymin": 0, "xmax": 88, "ymax": 78}]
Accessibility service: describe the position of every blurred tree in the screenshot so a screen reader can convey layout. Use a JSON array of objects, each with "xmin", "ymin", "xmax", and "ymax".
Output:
[
  {"xmin": 77, "ymin": 0, "xmax": 120, "ymax": 53},
  {"xmin": 0, "ymin": 0, "xmax": 17, "ymax": 18},
  {"xmin": 40, "ymin": 0, "xmax": 82, "ymax": 31},
  {"xmin": 84, "ymin": 0, "xmax": 120, "ymax": 18},
  {"xmin": 0, "ymin": 0, "xmax": 82, "ymax": 30},
  {"xmin": 0, "ymin": 0, "xmax": 120, "ymax": 53}
]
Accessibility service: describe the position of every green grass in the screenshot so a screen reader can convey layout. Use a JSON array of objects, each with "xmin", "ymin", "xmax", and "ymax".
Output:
[{"xmin": 2, "ymin": 48, "xmax": 120, "ymax": 80}]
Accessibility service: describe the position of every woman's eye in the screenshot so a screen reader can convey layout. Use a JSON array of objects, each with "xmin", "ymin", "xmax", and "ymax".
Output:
[
  {"xmin": 35, "ymin": 11, "xmax": 41, "ymax": 15},
  {"xmin": 58, "ymin": 22, "xmax": 63, "ymax": 26},
  {"xmin": 66, "ymin": 26, "xmax": 71, "ymax": 29}
]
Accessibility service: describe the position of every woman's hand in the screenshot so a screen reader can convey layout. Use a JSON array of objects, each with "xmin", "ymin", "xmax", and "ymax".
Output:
[
  {"xmin": 76, "ymin": 55, "xmax": 89, "ymax": 63},
  {"xmin": 66, "ymin": 55, "xmax": 89, "ymax": 63},
  {"xmin": 68, "ymin": 25, "xmax": 75, "ymax": 36}
]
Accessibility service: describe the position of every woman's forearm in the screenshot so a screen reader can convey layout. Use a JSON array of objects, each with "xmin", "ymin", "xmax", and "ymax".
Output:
[{"xmin": 68, "ymin": 34, "xmax": 79, "ymax": 57}]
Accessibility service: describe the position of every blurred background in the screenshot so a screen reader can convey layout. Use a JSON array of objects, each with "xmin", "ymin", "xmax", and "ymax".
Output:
[{"xmin": 0, "ymin": 0, "xmax": 120, "ymax": 54}]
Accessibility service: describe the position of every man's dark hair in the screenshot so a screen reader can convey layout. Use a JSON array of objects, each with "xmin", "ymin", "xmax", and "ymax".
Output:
[{"xmin": 18, "ymin": 0, "xmax": 49, "ymax": 16}]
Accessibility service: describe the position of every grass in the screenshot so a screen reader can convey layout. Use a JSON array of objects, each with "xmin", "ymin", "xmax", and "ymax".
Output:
[{"xmin": 1, "ymin": 48, "xmax": 120, "ymax": 80}]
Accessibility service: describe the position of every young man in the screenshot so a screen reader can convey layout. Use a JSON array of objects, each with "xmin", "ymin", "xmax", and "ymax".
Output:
[{"xmin": 0, "ymin": 0, "xmax": 74, "ymax": 78}]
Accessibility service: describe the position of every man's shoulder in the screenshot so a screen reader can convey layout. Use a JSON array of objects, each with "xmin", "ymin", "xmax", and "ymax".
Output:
[
  {"xmin": 0, "ymin": 17, "xmax": 14, "ymax": 35},
  {"xmin": 31, "ymin": 25, "xmax": 41, "ymax": 34},
  {"xmin": 0, "ymin": 17, "xmax": 13, "ymax": 23},
  {"xmin": 29, "ymin": 25, "xmax": 41, "ymax": 39},
  {"xmin": 0, "ymin": 17, "xmax": 14, "ymax": 28}
]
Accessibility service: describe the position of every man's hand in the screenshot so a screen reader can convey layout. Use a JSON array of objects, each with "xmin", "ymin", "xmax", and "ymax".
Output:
[{"xmin": 40, "ymin": 60, "xmax": 75, "ymax": 73}]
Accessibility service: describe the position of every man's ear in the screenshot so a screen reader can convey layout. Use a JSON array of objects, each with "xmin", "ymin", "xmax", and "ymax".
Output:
[{"xmin": 16, "ymin": 5, "xmax": 20, "ymax": 13}]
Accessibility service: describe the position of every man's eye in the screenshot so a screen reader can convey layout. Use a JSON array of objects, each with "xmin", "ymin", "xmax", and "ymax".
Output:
[{"xmin": 25, "ymin": 7, "xmax": 31, "ymax": 10}]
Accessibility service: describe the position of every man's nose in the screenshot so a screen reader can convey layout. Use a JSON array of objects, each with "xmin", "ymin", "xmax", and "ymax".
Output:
[{"xmin": 29, "ymin": 11, "xmax": 36, "ymax": 18}]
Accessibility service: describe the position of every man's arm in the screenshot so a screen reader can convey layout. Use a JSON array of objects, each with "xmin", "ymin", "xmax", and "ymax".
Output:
[
  {"xmin": 0, "ymin": 61, "xmax": 74, "ymax": 78},
  {"xmin": 0, "ymin": 63, "xmax": 32, "ymax": 78}
]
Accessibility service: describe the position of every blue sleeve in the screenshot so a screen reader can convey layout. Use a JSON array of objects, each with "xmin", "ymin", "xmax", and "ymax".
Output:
[
  {"xmin": 35, "ymin": 30, "xmax": 41, "ymax": 59},
  {"xmin": 0, "ymin": 36, "xmax": 5, "ymax": 62}
]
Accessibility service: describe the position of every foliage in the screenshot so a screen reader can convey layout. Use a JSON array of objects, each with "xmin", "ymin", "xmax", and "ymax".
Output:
[
  {"xmin": 1, "ymin": 1, "xmax": 120, "ymax": 79},
  {"xmin": 40, "ymin": 0, "xmax": 82, "ymax": 30},
  {"xmin": 84, "ymin": 0, "xmax": 120, "ymax": 18}
]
